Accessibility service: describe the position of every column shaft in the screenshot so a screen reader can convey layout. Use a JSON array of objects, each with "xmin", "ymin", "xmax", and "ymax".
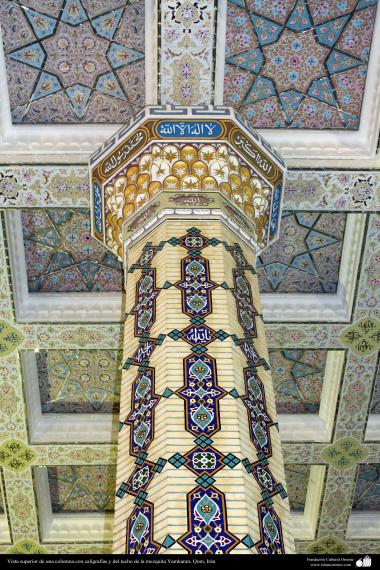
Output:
[{"xmin": 113, "ymin": 220, "xmax": 294, "ymax": 555}]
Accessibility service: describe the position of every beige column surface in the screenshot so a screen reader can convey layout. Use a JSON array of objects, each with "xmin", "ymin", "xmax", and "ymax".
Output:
[{"xmin": 113, "ymin": 220, "xmax": 295, "ymax": 555}]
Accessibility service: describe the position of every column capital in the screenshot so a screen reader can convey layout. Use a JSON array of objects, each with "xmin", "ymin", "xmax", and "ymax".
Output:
[{"xmin": 90, "ymin": 106, "xmax": 286, "ymax": 259}]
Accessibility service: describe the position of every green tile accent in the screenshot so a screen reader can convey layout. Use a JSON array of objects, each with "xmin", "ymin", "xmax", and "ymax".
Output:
[
  {"xmin": 223, "ymin": 453, "xmax": 240, "ymax": 468},
  {"xmin": 168, "ymin": 453, "xmax": 186, "ymax": 468},
  {"xmin": 321, "ymin": 437, "xmax": 368, "ymax": 471},
  {"xmin": 340, "ymin": 318, "xmax": 380, "ymax": 356},
  {"xmin": 162, "ymin": 387, "xmax": 174, "ymax": 398}
]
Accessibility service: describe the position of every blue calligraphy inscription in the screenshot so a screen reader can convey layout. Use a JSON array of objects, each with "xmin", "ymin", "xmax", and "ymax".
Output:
[
  {"xmin": 157, "ymin": 120, "xmax": 223, "ymax": 138},
  {"xmin": 269, "ymin": 183, "xmax": 282, "ymax": 238},
  {"xmin": 93, "ymin": 181, "xmax": 103, "ymax": 234}
]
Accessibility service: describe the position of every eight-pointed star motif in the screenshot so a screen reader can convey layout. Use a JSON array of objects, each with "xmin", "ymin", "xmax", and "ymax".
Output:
[
  {"xmin": 42, "ymin": 22, "xmax": 110, "ymax": 89},
  {"xmin": 261, "ymin": 29, "xmax": 329, "ymax": 92}
]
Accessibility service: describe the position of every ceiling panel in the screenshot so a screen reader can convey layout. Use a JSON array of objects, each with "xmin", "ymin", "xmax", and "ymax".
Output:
[
  {"xmin": 284, "ymin": 463, "xmax": 311, "ymax": 512},
  {"xmin": 37, "ymin": 349, "xmax": 122, "ymax": 413},
  {"xmin": 270, "ymin": 349, "xmax": 326, "ymax": 414},
  {"xmin": 0, "ymin": 0, "xmax": 145, "ymax": 123},
  {"xmin": 224, "ymin": 0, "xmax": 378, "ymax": 129},
  {"xmin": 21, "ymin": 209, "xmax": 123, "ymax": 292},
  {"xmin": 352, "ymin": 464, "xmax": 380, "ymax": 511},
  {"xmin": 47, "ymin": 464, "xmax": 116, "ymax": 513},
  {"xmin": 257, "ymin": 211, "xmax": 346, "ymax": 293}
]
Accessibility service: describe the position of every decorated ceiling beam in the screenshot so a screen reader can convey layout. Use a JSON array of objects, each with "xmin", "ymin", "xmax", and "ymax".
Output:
[
  {"xmin": 0, "ymin": 166, "xmax": 379, "ymax": 211},
  {"xmin": 159, "ymin": 0, "xmax": 216, "ymax": 106}
]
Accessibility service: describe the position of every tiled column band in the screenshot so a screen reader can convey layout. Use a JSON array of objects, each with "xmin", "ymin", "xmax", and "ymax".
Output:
[{"xmin": 113, "ymin": 220, "xmax": 294, "ymax": 554}]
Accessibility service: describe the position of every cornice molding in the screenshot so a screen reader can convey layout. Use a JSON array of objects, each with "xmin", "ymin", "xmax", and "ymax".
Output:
[
  {"xmin": 0, "ymin": 518, "xmax": 10, "ymax": 544},
  {"xmin": 290, "ymin": 466, "xmax": 326, "ymax": 541},
  {"xmin": 365, "ymin": 415, "xmax": 380, "ymax": 442},
  {"xmin": 346, "ymin": 513, "xmax": 380, "ymax": 540}
]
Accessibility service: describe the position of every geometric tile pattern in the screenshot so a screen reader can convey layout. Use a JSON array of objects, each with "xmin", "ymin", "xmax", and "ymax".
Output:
[
  {"xmin": 130, "ymin": 269, "xmax": 160, "ymax": 336},
  {"xmin": 123, "ymin": 367, "xmax": 160, "ymax": 456},
  {"xmin": 37, "ymin": 349, "xmax": 122, "ymax": 413},
  {"xmin": 174, "ymin": 255, "xmax": 218, "ymax": 319},
  {"xmin": 0, "ymin": 0, "xmax": 145, "ymax": 123},
  {"xmin": 47, "ymin": 465, "xmax": 116, "ymax": 513},
  {"xmin": 352, "ymin": 464, "xmax": 380, "ymax": 511},
  {"xmin": 245, "ymin": 459, "xmax": 287, "ymax": 507},
  {"xmin": 257, "ymin": 211, "xmax": 346, "ymax": 293},
  {"xmin": 179, "ymin": 486, "xmax": 240, "ymax": 554},
  {"xmin": 122, "ymin": 237, "xmax": 165, "ymax": 554},
  {"xmin": 170, "ymin": 229, "xmax": 240, "ymax": 554},
  {"xmin": 224, "ymin": 0, "xmax": 378, "ymax": 129},
  {"xmin": 231, "ymin": 270, "xmax": 259, "ymax": 337},
  {"xmin": 284, "ymin": 464, "xmax": 311, "ymax": 511},
  {"xmin": 256, "ymin": 501, "xmax": 286, "ymax": 554},
  {"xmin": 176, "ymin": 353, "xmax": 227, "ymax": 437},
  {"xmin": 119, "ymin": 458, "xmax": 157, "ymax": 500},
  {"xmin": 125, "ymin": 503, "xmax": 160, "ymax": 554},
  {"xmin": 223, "ymin": 241, "xmax": 288, "ymax": 554},
  {"xmin": 21, "ymin": 209, "xmax": 123, "ymax": 292},
  {"xmin": 269, "ymin": 349, "xmax": 327, "ymax": 413}
]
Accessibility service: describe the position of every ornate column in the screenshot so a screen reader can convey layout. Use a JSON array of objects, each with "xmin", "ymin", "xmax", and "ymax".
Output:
[{"xmin": 90, "ymin": 107, "xmax": 294, "ymax": 555}]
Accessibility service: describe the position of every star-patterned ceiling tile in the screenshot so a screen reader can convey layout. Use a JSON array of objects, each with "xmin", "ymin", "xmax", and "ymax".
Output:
[
  {"xmin": 224, "ymin": 0, "xmax": 378, "ymax": 129},
  {"xmin": 257, "ymin": 211, "xmax": 346, "ymax": 293},
  {"xmin": 0, "ymin": 0, "xmax": 145, "ymax": 123},
  {"xmin": 269, "ymin": 349, "xmax": 327, "ymax": 413},
  {"xmin": 37, "ymin": 349, "xmax": 122, "ymax": 413},
  {"xmin": 47, "ymin": 465, "xmax": 116, "ymax": 512},
  {"xmin": 284, "ymin": 464, "xmax": 311, "ymax": 511},
  {"xmin": 370, "ymin": 361, "xmax": 380, "ymax": 414},
  {"xmin": 21, "ymin": 209, "xmax": 123, "ymax": 292},
  {"xmin": 352, "ymin": 464, "xmax": 380, "ymax": 511}
]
